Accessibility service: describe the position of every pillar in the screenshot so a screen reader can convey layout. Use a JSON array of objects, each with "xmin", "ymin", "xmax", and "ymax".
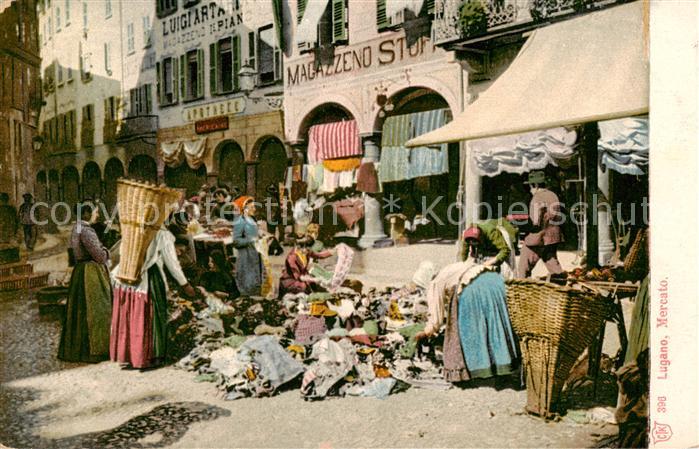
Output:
[
  {"xmin": 246, "ymin": 161, "xmax": 258, "ymax": 196},
  {"xmin": 358, "ymin": 135, "xmax": 388, "ymax": 249},
  {"xmin": 462, "ymin": 141, "xmax": 482, "ymax": 227},
  {"xmin": 597, "ymin": 166, "xmax": 615, "ymax": 265},
  {"xmin": 582, "ymin": 122, "xmax": 600, "ymax": 269}
]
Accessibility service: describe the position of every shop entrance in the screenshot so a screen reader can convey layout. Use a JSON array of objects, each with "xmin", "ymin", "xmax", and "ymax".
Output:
[{"xmin": 216, "ymin": 141, "xmax": 246, "ymax": 192}]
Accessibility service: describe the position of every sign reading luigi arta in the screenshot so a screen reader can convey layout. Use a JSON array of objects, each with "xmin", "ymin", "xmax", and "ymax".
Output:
[
  {"xmin": 195, "ymin": 115, "xmax": 229, "ymax": 134},
  {"xmin": 286, "ymin": 34, "xmax": 440, "ymax": 87}
]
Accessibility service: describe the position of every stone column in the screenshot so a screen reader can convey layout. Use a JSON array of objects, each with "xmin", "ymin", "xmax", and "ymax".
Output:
[
  {"xmin": 246, "ymin": 161, "xmax": 258, "ymax": 197},
  {"xmin": 597, "ymin": 166, "xmax": 615, "ymax": 265},
  {"xmin": 462, "ymin": 141, "xmax": 482, "ymax": 227},
  {"xmin": 358, "ymin": 135, "xmax": 387, "ymax": 249}
]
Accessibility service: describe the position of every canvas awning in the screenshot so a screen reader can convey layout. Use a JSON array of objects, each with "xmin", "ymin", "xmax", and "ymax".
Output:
[
  {"xmin": 307, "ymin": 120, "xmax": 361, "ymax": 163},
  {"xmin": 405, "ymin": 2, "xmax": 648, "ymax": 147},
  {"xmin": 598, "ymin": 116, "xmax": 648, "ymax": 175},
  {"xmin": 160, "ymin": 138, "xmax": 208, "ymax": 169}
]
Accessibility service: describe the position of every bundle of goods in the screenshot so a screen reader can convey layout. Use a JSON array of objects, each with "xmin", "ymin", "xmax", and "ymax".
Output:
[
  {"xmin": 116, "ymin": 179, "xmax": 182, "ymax": 283},
  {"xmin": 505, "ymin": 279, "xmax": 610, "ymax": 418},
  {"xmin": 568, "ymin": 266, "xmax": 618, "ymax": 282}
]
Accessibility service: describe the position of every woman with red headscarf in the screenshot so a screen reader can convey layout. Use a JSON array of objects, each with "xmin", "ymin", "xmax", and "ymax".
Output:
[{"xmin": 232, "ymin": 196, "xmax": 263, "ymax": 296}]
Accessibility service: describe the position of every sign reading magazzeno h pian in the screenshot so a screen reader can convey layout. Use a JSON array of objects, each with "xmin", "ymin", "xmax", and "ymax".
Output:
[{"xmin": 286, "ymin": 34, "xmax": 444, "ymax": 87}]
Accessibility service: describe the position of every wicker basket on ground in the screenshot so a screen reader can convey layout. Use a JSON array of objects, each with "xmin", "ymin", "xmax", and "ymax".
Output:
[
  {"xmin": 116, "ymin": 179, "xmax": 181, "ymax": 284},
  {"xmin": 505, "ymin": 279, "xmax": 610, "ymax": 418}
]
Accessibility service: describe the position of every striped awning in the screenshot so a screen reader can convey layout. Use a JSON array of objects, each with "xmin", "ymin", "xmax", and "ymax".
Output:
[{"xmin": 307, "ymin": 120, "xmax": 362, "ymax": 163}]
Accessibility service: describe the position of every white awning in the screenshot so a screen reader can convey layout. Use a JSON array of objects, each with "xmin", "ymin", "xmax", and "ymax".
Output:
[
  {"xmin": 406, "ymin": 2, "xmax": 648, "ymax": 147},
  {"xmin": 598, "ymin": 116, "xmax": 648, "ymax": 175},
  {"xmin": 296, "ymin": 0, "xmax": 330, "ymax": 47},
  {"xmin": 470, "ymin": 127, "xmax": 577, "ymax": 177},
  {"xmin": 386, "ymin": 0, "xmax": 425, "ymax": 21}
]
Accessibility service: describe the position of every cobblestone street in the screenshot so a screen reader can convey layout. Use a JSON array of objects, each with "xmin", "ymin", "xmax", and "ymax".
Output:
[{"xmin": 0, "ymin": 239, "xmax": 624, "ymax": 448}]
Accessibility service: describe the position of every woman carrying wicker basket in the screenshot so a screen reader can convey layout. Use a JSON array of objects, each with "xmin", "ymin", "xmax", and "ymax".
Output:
[
  {"xmin": 58, "ymin": 201, "xmax": 112, "ymax": 363},
  {"xmin": 417, "ymin": 220, "xmax": 519, "ymax": 382}
]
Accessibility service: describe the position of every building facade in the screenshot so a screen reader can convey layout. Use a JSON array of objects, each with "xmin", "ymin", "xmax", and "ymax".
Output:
[
  {"xmin": 36, "ymin": 0, "xmax": 159, "ymax": 218},
  {"xmin": 0, "ymin": 0, "xmax": 41, "ymax": 205},
  {"xmin": 281, "ymin": 0, "xmax": 468, "ymax": 246},
  {"xmin": 153, "ymin": 0, "xmax": 286, "ymax": 200}
]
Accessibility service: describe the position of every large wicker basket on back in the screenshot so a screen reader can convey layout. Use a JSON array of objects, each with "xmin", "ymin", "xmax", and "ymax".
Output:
[
  {"xmin": 116, "ymin": 179, "xmax": 181, "ymax": 284},
  {"xmin": 505, "ymin": 279, "xmax": 610, "ymax": 417}
]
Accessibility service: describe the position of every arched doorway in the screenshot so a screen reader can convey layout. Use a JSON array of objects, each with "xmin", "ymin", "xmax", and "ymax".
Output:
[
  {"xmin": 62, "ymin": 166, "xmax": 80, "ymax": 222},
  {"xmin": 82, "ymin": 161, "xmax": 102, "ymax": 201},
  {"xmin": 216, "ymin": 141, "xmax": 246, "ymax": 192},
  {"xmin": 48, "ymin": 170, "xmax": 60, "ymax": 204},
  {"xmin": 35, "ymin": 171, "xmax": 48, "ymax": 204},
  {"xmin": 297, "ymin": 103, "xmax": 354, "ymax": 153},
  {"xmin": 255, "ymin": 137, "xmax": 288, "ymax": 198},
  {"xmin": 128, "ymin": 155, "xmax": 158, "ymax": 184},
  {"xmin": 103, "ymin": 158, "xmax": 124, "ymax": 212},
  {"xmin": 164, "ymin": 164, "xmax": 207, "ymax": 197},
  {"xmin": 376, "ymin": 87, "xmax": 458, "ymax": 239}
]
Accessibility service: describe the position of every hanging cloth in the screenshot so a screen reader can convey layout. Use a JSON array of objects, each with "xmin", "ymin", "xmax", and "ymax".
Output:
[
  {"xmin": 307, "ymin": 120, "xmax": 362, "ymax": 163},
  {"xmin": 182, "ymin": 138, "xmax": 208, "ymax": 169},
  {"xmin": 598, "ymin": 117, "xmax": 648, "ymax": 175},
  {"xmin": 322, "ymin": 157, "xmax": 362, "ymax": 172},
  {"xmin": 160, "ymin": 141, "xmax": 184, "ymax": 168}
]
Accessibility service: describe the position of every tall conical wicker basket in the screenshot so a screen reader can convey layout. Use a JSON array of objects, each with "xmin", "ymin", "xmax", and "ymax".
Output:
[
  {"xmin": 116, "ymin": 179, "xmax": 181, "ymax": 284},
  {"xmin": 505, "ymin": 279, "xmax": 610, "ymax": 418}
]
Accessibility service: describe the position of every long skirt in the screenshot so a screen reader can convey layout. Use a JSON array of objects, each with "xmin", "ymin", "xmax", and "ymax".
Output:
[
  {"xmin": 457, "ymin": 271, "xmax": 519, "ymax": 379},
  {"xmin": 110, "ymin": 265, "xmax": 168, "ymax": 368},
  {"xmin": 58, "ymin": 261, "xmax": 112, "ymax": 363},
  {"xmin": 235, "ymin": 246, "xmax": 263, "ymax": 296}
]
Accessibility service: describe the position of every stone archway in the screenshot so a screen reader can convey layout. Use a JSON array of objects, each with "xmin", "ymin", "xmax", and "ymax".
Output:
[
  {"xmin": 164, "ymin": 164, "xmax": 207, "ymax": 198},
  {"xmin": 82, "ymin": 161, "xmax": 102, "ymax": 201},
  {"xmin": 216, "ymin": 141, "xmax": 246, "ymax": 192},
  {"xmin": 61, "ymin": 166, "xmax": 80, "ymax": 222},
  {"xmin": 254, "ymin": 136, "xmax": 288, "ymax": 199},
  {"xmin": 104, "ymin": 158, "xmax": 124, "ymax": 212},
  {"xmin": 127, "ymin": 155, "xmax": 158, "ymax": 184}
]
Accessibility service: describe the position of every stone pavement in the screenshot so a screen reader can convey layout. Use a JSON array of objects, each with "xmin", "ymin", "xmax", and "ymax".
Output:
[{"xmin": 0, "ymin": 235, "xmax": 623, "ymax": 448}]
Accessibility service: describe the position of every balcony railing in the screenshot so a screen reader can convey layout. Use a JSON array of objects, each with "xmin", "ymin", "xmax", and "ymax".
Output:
[
  {"xmin": 432, "ymin": 0, "xmax": 626, "ymax": 46},
  {"xmin": 116, "ymin": 115, "xmax": 158, "ymax": 141}
]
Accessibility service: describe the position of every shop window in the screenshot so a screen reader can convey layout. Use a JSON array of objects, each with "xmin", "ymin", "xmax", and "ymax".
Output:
[
  {"xmin": 157, "ymin": 56, "xmax": 178, "ymax": 105},
  {"xmin": 181, "ymin": 49, "xmax": 204, "ymax": 101},
  {"xmin": 157, "ymin": 0, "xmax": 177, "ymax": 18},
  {"xmin": 127, "ymin": 22, "xmax": 135, "ymax": 54},
  {"xmin": 210, "ymin": 37, "xmax": 239, "ymax": 95},
  {"xmin": 257, "ymin": 25, "xmax": 281, "ymax": 85}
]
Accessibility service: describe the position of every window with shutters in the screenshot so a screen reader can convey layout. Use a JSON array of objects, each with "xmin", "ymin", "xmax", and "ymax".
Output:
[
  {"xmin": 157, "ymin": 0, "xmax": 177, "ymax": 18},
  {"xmin": 104, "ymin": 42, "xmax": 112, "ymax": 75},
  {"xmin": 56, "ymin": 62, "xmax": 63, "ymax": 86},
  {"xmin": 82, "ymin": 1, "xmax": 87, "ymax": 29},
  {"xmin": 158, "ymin": 56, "xmax": 178, "ymax": 105},
  {"xmin": 331, "ymin": 0, "xmax": 348, "ymax": 44},
  {"xmin": 79, "ymin": 42, "xmax": 91, "ymax": 81},
  {"xmin": 65, "ymin": 0, "xmax": 71, "ymax": 25},
  {"xmin": 257, "ymin": 25, "xmax": 281, "ymax": 85},
  {"xmin": 143, "ymin": 16, "xmax": 152, "ymax": 48},
  {"xmin": 213, "ymin": 38, "xmax": 234, "ymax": 94},
  {"xmin": 247, "ymin": 31, "xmax": 256, "ymax": 71},
  {"xmin": 55, "ymin": 7, "xmax": 61, "ymax": 31},
  {"xmin": 376, "ymin": 0, "xmax": 389, "ymax": 31},
  {"xmin": 297, "ymin": 0, "xmax": 307, "ymax": 23},
  {"xmin": 66, "ymin": 66, "xmax": 73, "ymax": 82},
  {"xmin": 184, "ymin": 49, "xmax": 204, "ymax": 101},
  {"xmin": 105, "ymin": 0, "xmax": 112, "ymax": 18},
  {"xmin": 127, "ymin": 22, "xmax": 135, "ymax": 54}
]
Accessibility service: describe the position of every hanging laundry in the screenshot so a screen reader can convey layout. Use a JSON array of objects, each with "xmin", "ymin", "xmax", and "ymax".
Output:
[
  {"xmin": 307, "ymin": 120, "xmax": 362, "ymax": 162},
  {"xmin": 323, "ymin": 157, "xmax": 362, "ymax": 172}
]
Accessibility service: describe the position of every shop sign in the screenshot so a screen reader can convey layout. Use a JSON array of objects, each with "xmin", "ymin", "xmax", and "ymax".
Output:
[
  {"xmin": 182, "ymin": 97, "xmax": 246, "ymax": 122},
  {"xmin": 286, "ymin": 35, "xmax": 439, "ymax": 87},
  {"xmin": 161, "ymin": 2, "xmax": 243, "ymax": 50},
  {"xmin": 195, "ymin": 115, "xmax": 229, "ymax": 134}
]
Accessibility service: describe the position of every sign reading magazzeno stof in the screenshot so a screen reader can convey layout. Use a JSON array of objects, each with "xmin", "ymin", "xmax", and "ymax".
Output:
[
  {"xmin": 286, "ymin": 34, "xmax": 442, "ymax": 87},
  {"xmin": 182, "ymin": 98, "xmax": 246, "ymax": 123},
  {"xmin": 161, "ymin": 2, "xmax": 243, "ymax": 50}
]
